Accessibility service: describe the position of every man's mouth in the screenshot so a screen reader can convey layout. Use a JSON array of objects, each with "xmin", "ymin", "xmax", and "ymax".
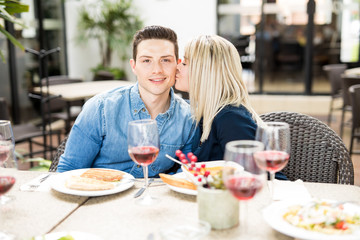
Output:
[{"xmin": 150, "ymin": 77, "xmax": 166, "ymax": 82}]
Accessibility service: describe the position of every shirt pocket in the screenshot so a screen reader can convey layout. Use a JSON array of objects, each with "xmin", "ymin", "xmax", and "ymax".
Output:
[{"xmin": 149, "ymin": 143, "xmax": 182, "ymax": 173}]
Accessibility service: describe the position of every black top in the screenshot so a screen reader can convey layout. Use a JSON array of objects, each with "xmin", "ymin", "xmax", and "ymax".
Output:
[
  {"xmin": 192, "ymin": 105, "xmax": 257, "ymax": 161},
  {"xmin": 191, "ymin": 104, "xmax": 288, "ymax": 180}
]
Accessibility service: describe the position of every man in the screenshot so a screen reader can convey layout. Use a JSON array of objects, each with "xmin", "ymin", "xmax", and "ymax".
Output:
[{"xmin": 57, "ymin": 26, "xmax": 195, "ymax": 177}]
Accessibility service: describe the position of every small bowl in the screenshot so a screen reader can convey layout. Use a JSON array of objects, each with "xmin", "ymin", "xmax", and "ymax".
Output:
[{"xmin": 159, "ymin": 220, "xmax": 211, "ymax": 240}]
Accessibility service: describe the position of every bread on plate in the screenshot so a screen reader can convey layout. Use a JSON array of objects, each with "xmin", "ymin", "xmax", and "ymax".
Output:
[{"xmin": 65, "ymin": 176, "xmax": 115, "ymax": 191}]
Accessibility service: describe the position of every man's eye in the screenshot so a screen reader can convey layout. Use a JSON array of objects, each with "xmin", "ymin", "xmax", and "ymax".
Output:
[
  {"xmin": 182, "ymin": 63, "xmax": 186, "ymax": 66},
  {"xmin": 143, "ymin": 59, "xmax": 150, "ymax": 63},
  {"xmin": 162, "ymin": 59, "xmax": 171, "ymax": 62}
]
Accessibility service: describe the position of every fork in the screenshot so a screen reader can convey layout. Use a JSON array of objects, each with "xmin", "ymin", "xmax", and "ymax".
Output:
[{"xmin": 27, "ymin": 174, "xmax": 51, "ymax": 190}]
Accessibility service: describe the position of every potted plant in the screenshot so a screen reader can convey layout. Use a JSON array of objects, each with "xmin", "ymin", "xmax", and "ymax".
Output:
[
  {"xmin": 0, "ymin": 0, "xmax": 29, "ymax": 62},
  {"xmin": 76, "ymin": 0, "xmax": 143, "ymax": 80}
]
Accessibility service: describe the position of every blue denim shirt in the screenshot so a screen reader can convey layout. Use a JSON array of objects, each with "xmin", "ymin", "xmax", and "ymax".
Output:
[{"xmin": 57, "ymin": 83, "xmax": 196, "ymax": 177}]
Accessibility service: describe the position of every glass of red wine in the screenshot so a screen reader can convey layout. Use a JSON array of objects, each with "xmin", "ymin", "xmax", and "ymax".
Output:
[
  {"xmin": 254, "ymin": 122, "xmax": 290, "ymax": 200},
  {"xmin": 0, "ymin": 120, "xmax": 17, "ymax": 205},
  {"xmin": 222, "ymin": 140, "xmax": 266, "ymax": 235},
  {"xmin": 128, "ymin": 119, "xmax": 159, "ymax": 206}
]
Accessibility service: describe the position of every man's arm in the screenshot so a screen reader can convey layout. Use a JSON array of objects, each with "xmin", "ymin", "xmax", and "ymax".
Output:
[{"xmin": 57, "ymin": 97, "xmax": 105, "ymax": 172}]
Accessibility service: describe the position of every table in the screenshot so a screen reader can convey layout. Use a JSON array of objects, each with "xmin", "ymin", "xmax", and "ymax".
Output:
[
  {"xmin": 33, "ymin": 80, "xmax": 133, "ymax": 102},
  {"xmin": 344, "ymin": 67, "xmax": 360, "ymax": 77},
  {"xmin": 2, "ymin": 169, "xmax": 360, "ymax": 240},
  {"xmin": 32, "ymin": 80, "xmax": 133, "ymax": 132}
]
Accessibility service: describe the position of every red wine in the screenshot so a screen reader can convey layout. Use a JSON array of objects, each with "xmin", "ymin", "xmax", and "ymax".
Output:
[
  {"xmin": 0, "ymin": 176, "xmax": 16, "ymax": 195},
  {"xmin": 254, "ymin": 150, "xmax": 289, "ymax": 173},
  {"xmin": 129, "ymin": 146, "xmax": 159, "ymax": 166},
  {"xmin": 225, "ymin": 176, "xmax": 263, "ymax": 200},
  {"xmin": 0, "ymin": 145, "xmax": 10, "ymax": 163}
]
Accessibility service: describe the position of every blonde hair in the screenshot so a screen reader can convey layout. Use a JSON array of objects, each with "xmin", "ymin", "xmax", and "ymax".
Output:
[{"xmin": 185, "ymin": 35, "xmax": 262, "ymax": 142}]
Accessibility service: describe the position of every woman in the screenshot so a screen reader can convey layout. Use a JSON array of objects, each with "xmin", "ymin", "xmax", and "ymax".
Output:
[{"xmin": 175, "ymin": 35, "xmax": 261, "ymax": 161}]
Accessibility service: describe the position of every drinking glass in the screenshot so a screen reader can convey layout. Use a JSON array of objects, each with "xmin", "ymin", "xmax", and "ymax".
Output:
[
  {"xmin": 254, "ymin": 122, "xmax": 290, "ymax": 200},
  {"xmin": 222, "ymin": 140, "xmax": 266, "ymax": 235},
  {"xmin": 128, "ymin": 119, "xmax": 160, "ymax": 205},
  {"xmin": 0, "ymin": 120, "xmax": 16, "ymax": 205}
]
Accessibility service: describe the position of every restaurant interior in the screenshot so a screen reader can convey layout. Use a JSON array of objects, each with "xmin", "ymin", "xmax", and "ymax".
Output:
[{"xmin": 1, "ymin": 0, "xmax": 360, "ymax": 239}]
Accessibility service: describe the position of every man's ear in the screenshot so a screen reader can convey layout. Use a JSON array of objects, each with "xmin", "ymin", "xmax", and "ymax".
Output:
[{"xmin": 129, "ymin": 59, "xmax": 136, "ymax": 74}]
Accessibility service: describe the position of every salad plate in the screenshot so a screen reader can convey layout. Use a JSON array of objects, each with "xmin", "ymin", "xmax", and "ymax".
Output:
[
  {"xmin": 263, "ymin": 199, "xmax": 360, "ymax": 240},
  {"xmin": 51, "ymin": 168, "xmax": 135, "ymax": 197}
]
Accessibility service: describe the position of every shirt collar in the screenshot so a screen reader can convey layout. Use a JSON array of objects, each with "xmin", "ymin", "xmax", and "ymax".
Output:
[{"xmin": 130, "ymin": 82, "xmax": 176, "ymax": 118}]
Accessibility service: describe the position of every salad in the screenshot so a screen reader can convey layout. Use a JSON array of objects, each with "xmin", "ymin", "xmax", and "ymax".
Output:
[{"xmin": 283, "ymin": 200, "xmax": 360, "ymax": 234}]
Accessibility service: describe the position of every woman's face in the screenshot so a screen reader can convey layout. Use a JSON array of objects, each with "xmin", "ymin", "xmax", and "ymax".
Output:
[{"xmin": 175, "ymin": 58, "xmax": 189, "ymax": 92}]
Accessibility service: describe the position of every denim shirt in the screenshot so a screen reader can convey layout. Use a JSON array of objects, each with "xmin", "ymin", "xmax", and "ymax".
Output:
[{"xmin": 57, "ymin": 83, "xmax": 196, "ymax": 178}]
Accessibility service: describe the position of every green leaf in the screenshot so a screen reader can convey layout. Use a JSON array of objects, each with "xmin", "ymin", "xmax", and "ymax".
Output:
[
  {"xmin": 3, "ymin": 1, "xmax": 29, "ymax": 15},
  {"xmin": 0, "ymin": 25, "xmax": 25, "ymax": 50},
  {"xmin": 0, "ymin": 49, "xmax": 5, "ymax": 63}
]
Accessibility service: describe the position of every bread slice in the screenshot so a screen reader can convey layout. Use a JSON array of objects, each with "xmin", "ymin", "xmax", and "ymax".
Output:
[
  {"xmin": 66, "ymin": 176, "xmax": 115, "ymax": 191},
  {"xmin": 80, "ymin": 168, "xmax": 124, "ymax": 182},
  {"xmin": 159, "ymin": 173, "xmax": 197, "ymax": 190}
]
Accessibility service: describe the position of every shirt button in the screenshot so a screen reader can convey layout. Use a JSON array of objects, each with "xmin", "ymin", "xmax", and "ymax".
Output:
[
  {"xmin": 137, "ymin": 165, "xmax": 141, "ymax": 168},
  {"xmin": 134, "ymin": 110, "xmax": 137, "ymax": 113},
  {"xmin": 142, "ymin": 109, "xmax": 146, "ymax": 112}
]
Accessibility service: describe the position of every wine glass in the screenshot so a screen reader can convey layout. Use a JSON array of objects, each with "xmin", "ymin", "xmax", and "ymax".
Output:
[
  {"xmin": 0, "ymin": 120, "xmax": 17, "ymax": 204},
  {"xmin": 254, "ymin": 122, "xmax": 290, "ymax": 200},
  {"xmin": 222, "ymin": 140, "xmax": 266, "ymax": 234},
  {"xmin": 128, "ymin": 119, "xmax": 160, "ymax": 206}
]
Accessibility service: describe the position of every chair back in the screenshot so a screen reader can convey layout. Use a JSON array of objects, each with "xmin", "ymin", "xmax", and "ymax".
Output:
[
  {"xmin": 260, "ymin": 112, "xmax": 354, "ymax": 184},
  {"xmin": 49, "ymin": 136, "xmax": 68, "ymax": 172},
  {"xmin": 349, "ymin": 84, "xmax": 360, "ymax": 130},
  {"xmin": 0, "ymin": 98, "xmax": 11, "ymax": 120},
  {"xmin": 323, "ymin": 64, "xmax": 347, "ymax": 97},
  {"xmin": 341, "ymin": 74, "xmax": 360, "ymax": 107}
]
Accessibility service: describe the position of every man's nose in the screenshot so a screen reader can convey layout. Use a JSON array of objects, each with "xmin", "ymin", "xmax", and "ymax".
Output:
[{"xmin": 152, "ymin": 62, "xmax": 163, "ymax": 73}]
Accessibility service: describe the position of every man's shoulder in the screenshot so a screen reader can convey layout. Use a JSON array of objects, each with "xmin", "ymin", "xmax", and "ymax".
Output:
[
  {"xmin": 172, "ymin": 94, "xmax": 190, "ymax": 111},
  {"xmin": 93, "ymin": 84, "xmax": 133, "ymax": 102}
]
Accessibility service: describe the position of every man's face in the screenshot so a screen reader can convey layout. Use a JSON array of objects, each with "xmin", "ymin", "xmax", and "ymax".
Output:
[{"xmin": 130, "ymin": 39, "xmax": 177, "ymax": 98}]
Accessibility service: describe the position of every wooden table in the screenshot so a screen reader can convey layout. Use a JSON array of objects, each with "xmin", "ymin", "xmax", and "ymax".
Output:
[
  {"xmin": 2, "ymin": 169, "xmax": 360, "ymax": 240},
  {"xmin": 33, "ymin": 80, "xmax": 133, "ymax": 101},
  {"xmin": 32, "ymin": 80, "xmax": 133, "ymax": 132},
  {"xmin": 344, "ymin": 67, "xmax": 360, "ymax": 77}
]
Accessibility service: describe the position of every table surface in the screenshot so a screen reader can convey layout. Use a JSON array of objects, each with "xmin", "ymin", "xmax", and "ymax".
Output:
[
  {"xmin": 344, "ymin": 67, "xmax": 360, "ymax": 77},
  {"xmin": 32, "ymin": 80, "xmax": 133, "ymax": 101},
  {"xmin": 2, "ymin": 169, "xmax": 360, "ymax": 240}
]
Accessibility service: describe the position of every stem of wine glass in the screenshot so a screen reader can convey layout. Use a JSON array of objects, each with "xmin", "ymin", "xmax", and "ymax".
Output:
[
  {"xmin": 239, "ymin": 201, "xmax": 248, "ymax": 235},
  {"xmin": 269, "ymin": 172, "xmax": 275, "ymax": 200},
  {"xmin": 142, "ymin": 165, "xmax": 149, "ymax": 194}
]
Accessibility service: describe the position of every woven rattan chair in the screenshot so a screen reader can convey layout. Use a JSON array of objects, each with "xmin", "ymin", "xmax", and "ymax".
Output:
[
  {"xmin": 349, "ymin": 84, "xmax": 360, "ymax": 156},
  {"xmin": 339, "ymin": 75, "xmax": 360, "ymax": 138},
  {"xmin": 260, "ymin": 112, "xmax": 354, "ymax": 185},
  {"xmin": 323, "ymin": 64, "xmax": 347, "ymax": 125},
  {"xmin": 49, "ymin": 136, "xmax": 68, "ymax": 172}
]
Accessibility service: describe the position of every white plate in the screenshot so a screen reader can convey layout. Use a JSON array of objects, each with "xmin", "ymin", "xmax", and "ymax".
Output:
[
  {"xmin": 263, "ymin": 199, "xmax": 360, "ymax": 240},
  {"xmin": 34, "ymin": 231, "xmax": 103, "ymax": 240},
  {"xmin": 165, "ymin": 172, "xmax": 197, "ymax": 196},
  {"xmin": 51, "ymin": 168, "xmax": 135, "ymax": 197}
]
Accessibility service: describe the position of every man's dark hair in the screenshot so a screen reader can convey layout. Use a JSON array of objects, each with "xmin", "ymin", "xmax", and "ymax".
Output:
[{"xmin": 132, "ymin": 25, "xmax": 178, "ymax": 61}]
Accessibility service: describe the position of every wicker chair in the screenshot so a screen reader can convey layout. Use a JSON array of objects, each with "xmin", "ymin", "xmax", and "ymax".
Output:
[
  {"xmin": 322, "ymin": 64, "xmax": 347, "ymax": 125},
  {"xmin": 349, "ymin": 84, "xmax": 360, "ymax": 156},
  {"xmin": 49, "ymin": 136, "xmax": 68, "ymax": 172},
  {"xmin": 260, "ymin": 112, "xmax": 354, "ymax": 185}
]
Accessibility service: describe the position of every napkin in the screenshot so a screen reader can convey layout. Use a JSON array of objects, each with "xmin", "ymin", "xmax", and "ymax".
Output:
[
  {"xmin": 269, "ymin": 179, "xmax": 312, "ymax": 201},
  {"xmin": 20, "ymin": 174, "xmax": 53, "ymax": 192}
]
